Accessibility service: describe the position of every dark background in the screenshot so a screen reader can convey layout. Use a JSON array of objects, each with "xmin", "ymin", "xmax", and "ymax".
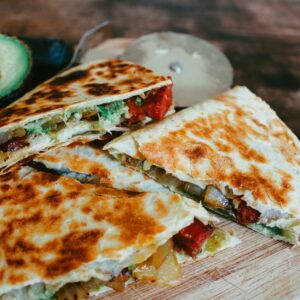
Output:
[{"xmin": 1, "ymin": 0, "xmax": 300, "ymax": 137}]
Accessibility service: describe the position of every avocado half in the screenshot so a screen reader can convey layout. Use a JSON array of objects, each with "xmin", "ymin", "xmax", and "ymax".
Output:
[{"xmin": 0, "ymin": 34, "xmax": 32, "ymax": 104}]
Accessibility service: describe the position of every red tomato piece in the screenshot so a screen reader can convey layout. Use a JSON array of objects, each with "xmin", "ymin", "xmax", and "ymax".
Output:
[
  {"xmin": 236, "ymin": 200, "xmax": 261, "ymax": 225},
  {"xmin": 126, "ymin": 85, "xmax": 173, "ymax": 125},
  {"xmin": 126, "ymin": 99, "xmax": 145, "ymax": 124},
  {"xmin": 144, "ymin": 85, "xmax": 173, "ymax": 120},
  {"xmin": 173, "ymin": 218, "xmax": 213, "ymax": 257}
]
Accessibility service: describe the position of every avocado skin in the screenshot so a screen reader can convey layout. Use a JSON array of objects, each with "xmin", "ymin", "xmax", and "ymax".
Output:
[
  {"xmin": 0, "ymin": 73, "xmax": 33, "ymax": 109},
  {"xmin": 0, "ymin": 36, "xmax": 72, "ymax": 109},
  {"xmin": 21, "ymin": 37, "xmax": 73, "ymax": 87},
  {"xmin": 0, "ymin": 35, "xmax": 32, "ymax": 108}
]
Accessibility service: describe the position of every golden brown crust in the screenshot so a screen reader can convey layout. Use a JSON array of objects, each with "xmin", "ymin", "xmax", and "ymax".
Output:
[
  {"xmin": 0, "ymin": 168, "xmax": 172, "ymax": 287},
  {"xmin": 0, "ymin": 59, "xmax": 170, "ymax": 130},
  {"xmin": 114, "ymin": 86, "xmax": 300, "ymax": 212},
  {"xmin": 140, "ymin": 114, "xmax": 291, "ymax": 206},
  {"xmin": 35, "ymin": 141, "xmax": 166, "ymax": 193}
]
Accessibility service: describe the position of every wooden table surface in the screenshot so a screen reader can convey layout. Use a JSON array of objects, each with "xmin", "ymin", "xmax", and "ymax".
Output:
[{"xmin": 1, "ymin": 0, "xmax": 299, "ymax": 137}]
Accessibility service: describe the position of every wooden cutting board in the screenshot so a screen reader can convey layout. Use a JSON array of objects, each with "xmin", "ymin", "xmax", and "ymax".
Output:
[
  {"xmin": 95, "ymin": 220, "xmax": 300, "ymax": 300},
  {"xmin": 88, "ymin": 39, "xmax": 300, "ymax": 300}
]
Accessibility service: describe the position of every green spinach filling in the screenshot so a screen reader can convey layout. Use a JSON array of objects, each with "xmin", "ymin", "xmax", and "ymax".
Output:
[
  {"xmin": 0, "ymin": 101, "xmax": 129, "ymax": 158},
  {"xmin": 248, "ymin": 224, "xmax": 298, "ymax": 244},
  {"xmin": 24, "ymin": 100, "xmax": 128, "ymax": 137}
]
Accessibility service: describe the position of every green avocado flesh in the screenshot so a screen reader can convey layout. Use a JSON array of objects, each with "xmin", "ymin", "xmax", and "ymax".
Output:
[
  {"xmin": 0, "ymin": 34, "xmax": 32, "ymax": 98},
  {"xmin": 119, "ymin": 155, "xmax": 298, "ymax": 244}
]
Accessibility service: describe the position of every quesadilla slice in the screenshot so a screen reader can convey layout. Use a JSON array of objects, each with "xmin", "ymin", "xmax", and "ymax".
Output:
[
  {"xmin": 32, "ymin": 140, "xmax": 165, "ymax": 192},
  {"xmin": 0, "ymin": 167, "xmax": 237, "ymax": 299},
  {"xmin": 0, "ymin": 59, "xmax": 173, "ymax": 174},
  {"xmin": 105, "ymin": 86, "xmax": 300, "ymax": 245}
]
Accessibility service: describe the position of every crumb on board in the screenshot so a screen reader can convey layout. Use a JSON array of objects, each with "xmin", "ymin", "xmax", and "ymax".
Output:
[{"xmin": 229, "ymin": 228, "xmax": 235, "ymax": 236}]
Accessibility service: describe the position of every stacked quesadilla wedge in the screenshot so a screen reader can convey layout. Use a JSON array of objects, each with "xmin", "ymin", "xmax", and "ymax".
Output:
[
  {"xmin": 105, "ymin": 86, "xmax": 300, "ymax": 245},
  {"xmin": 0, "ymin": 165, "xmax": 237, "ymax": 299},
  {"xmin": 33, "ymin": 141, "xmax": 166, "ymax": 192},
  {"xmin": 0, "ymin": 59, "xmax": 173, "ymax": 174},
  {"xmin": 34, "ymin": 142, "xmax": 238, "ymax": 252}
]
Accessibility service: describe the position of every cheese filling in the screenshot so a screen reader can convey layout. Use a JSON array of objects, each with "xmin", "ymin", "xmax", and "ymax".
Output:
[
  {"xmin": 0, "ymin": 100, "xmax": 130, "ymax": 166},
  {"xmin": 117, "ymin": 154, "xmax": 299, "ymax": 244},
  {"xmin": 0, "ymin": 228, "xmax": 232, "ymax": 300}
]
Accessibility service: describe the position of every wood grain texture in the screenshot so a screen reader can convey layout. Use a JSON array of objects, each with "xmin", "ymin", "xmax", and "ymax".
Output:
[
  {"xmin": 96, "ymin": 221, "xmax": 300, "ymax": 300},
  {"xmin": 0, "ymin": 0, "xmax": 299, "ymax": 137}
]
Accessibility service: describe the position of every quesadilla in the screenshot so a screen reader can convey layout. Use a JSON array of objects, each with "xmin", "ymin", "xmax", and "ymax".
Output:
[
  {"xmin": 0, "ymin": 59, "xmax": 173, "ymax": 174},
  {"xmin": 33, "ymin": 140, "xmax": 165, "ymax": 192},
  {"xmin": 105, "ymin": 86, "xmax": 300, "ymax": 245},
  {"xmin": 0, "ymin": 167, "xmax": 237, "ymax": 300}
]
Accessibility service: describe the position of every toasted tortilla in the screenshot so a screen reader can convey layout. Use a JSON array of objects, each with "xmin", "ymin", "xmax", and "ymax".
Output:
[
  {"xmin": 0, "ymin": 59, "xmax": 172, "ymax": 174},
  {"xmin": 33, "ymin": 141, "xmax": 166, "ymax": 192},
  {"xmin": 0, "ymin": 166, "xmax": 207, "ymax": 299},
  {"xmin": 105, "ymin": 86, "xmax": 300, "ymax": 244},
  {"xmin": 1, "ymin": 143, "xmax": 238, "ymax": 298},
  {"xmin": 32, "ymin": 142, "xmax": 238, "ymax": 295}
]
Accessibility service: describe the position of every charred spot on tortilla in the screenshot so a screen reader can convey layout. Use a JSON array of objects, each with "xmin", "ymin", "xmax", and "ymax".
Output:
[
  {"xmin": 0, "ymin": 59, "xmax": 173, "ymax": 174},
  {"xmin": 89, "ymin": 165, "xmax": 111, "ymax": 184},
  {"xmin": 48, "ymin": 70, "xmax": 90, "ymax": 86},
  {"xmin": 0, "ymin": 107, "xmax": 30, "ymax": 122},
  {"xmin": 36, "ymin": 171, "xmax": 60, "ymax": 185},
  {"xmin": 115, "ymin": 63, "xmax": 129, "ymax": 68},
  {"xmin": 34, "ymin": 104, "xmax": 66, "ymax": 114},
  {"xmin": 67, "ymin": 191, "xmax": 81, "ymax": 199},
  {"xmin": 0, "ymin": 171, "xmax": 17, "ymax": 182},
  {"xmin": 46, "ymin": 90, "xmax": 73, "ymax": 100},
  {"xmin": 84, "ymin": 83, "xmax": 117, "ymax": 96},
  {"xmin": 7, "ymin": 258, "xmax": 25, "ymax": 267},
  {"xmin": 24, "ymin": 89, "xmax": 74, "ymax": 104},
  {"xmin": 185, "ymin": 143, "xmax": 211, "ymax": 161},
  {"xmin": 24, "ymin": 98, "xmax": 36, "ymax": 105},
  {"xmin": 92, "ymin": 195, "xmax": 165, "ymax": 246},
  {"xmin": 105, "ymin": 86, "xmax": 300, "ymax": 245},
  {"xmin": 45, "ymin": 190, "xmax": 63, "ymax": 207},
  {"xmin": 8, "ymin": 274, "xmax": 28, "ymax": 285},
  {"xmin": 0, "ymin": 166, "xmax": 232, "ymax": 299},
  {"xmin": 120, "ymin": 78, "xmax": 144, "ymax": 85},
  {"xmin": 0, "ymin": 184, "xmax": 10, "ymax": 192},
  {"xmin": 15, "ymin": 183, "xmax": 37, "ymax": 200},
  {"xmin": 43, "ymin": 229, "xmax": 103, "ymax": 278}
]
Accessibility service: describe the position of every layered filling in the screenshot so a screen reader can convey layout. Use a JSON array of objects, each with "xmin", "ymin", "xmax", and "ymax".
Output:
[
  {"xmin": 0, "ymin": 85, "xmax": 172, "ymax": 166},
  {"xmin": 117, "ymin": 155, "xmax": 299, "ymax": 244},
  {"xmin": 0, "ymin": 219, "xmax": 230, "ymax": 300}
]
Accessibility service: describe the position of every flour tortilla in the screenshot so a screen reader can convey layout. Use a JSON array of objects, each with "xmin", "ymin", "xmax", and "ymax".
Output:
[
  {"xmin": 0, "ymin": 59, "xmax": 172, "ymax": 174},
  {"xmin": 34, "ymin": 140, "xmax": 166, "ymax": 193},
  {"xmin": 105, "ymin": 86, "xmax": 300, "ymax": 244},
  {"xmin": 0, "ymin": 166, "xmax": 211, "ymax": 299}
]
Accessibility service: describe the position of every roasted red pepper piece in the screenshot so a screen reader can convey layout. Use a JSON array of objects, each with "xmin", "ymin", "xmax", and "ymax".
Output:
[
  {"xmin": 144, "ymin": 84, "xmax": 173, "ymax": 120},
  {"xmin": 126, "ymin": 98, "xmax": 145, "ymax": 124},
  {"xmin": 0, "ymin": 136, "xmax": 28, "ymax": 152},
  {"xmin": 236, "ymin": 200, "xmax": 261, "ymax": 225},
  {"xmin": 173, "ymin": 218, "xmax": 213, "ymax": 257},
  {"xmin": 126, "ymin": 84, "xmax": 173, "ymax": 124}
]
